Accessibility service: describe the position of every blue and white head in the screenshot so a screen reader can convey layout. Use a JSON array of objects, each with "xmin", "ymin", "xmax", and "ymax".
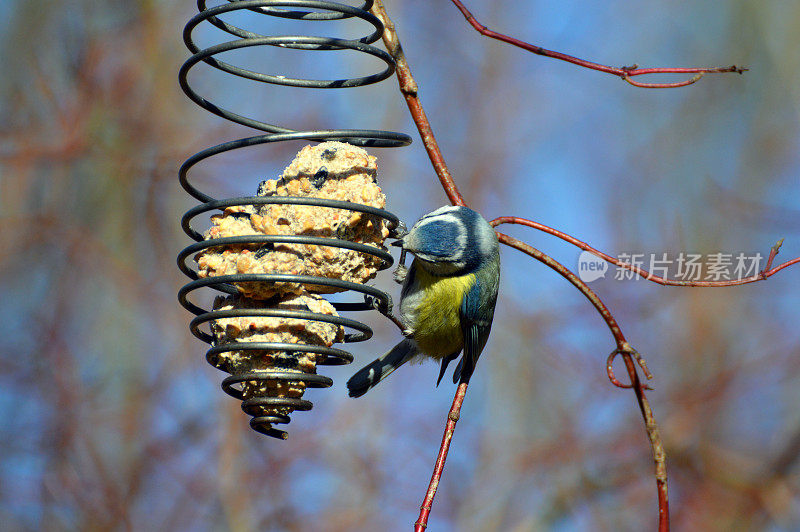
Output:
[{"xmin": 395, "ymin": 206, "xmax": 499, "ymax": 275}]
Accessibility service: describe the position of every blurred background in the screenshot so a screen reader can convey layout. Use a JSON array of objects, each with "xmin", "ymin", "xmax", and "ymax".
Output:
[{"xmin": 1, "ymin": 1, "xmax": 799, "ymax": 530}]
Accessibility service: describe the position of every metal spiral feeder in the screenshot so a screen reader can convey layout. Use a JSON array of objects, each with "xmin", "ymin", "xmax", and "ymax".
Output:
[{"xmin": 177, "ymin": 0, "xmax": 411, "ymax": 439}]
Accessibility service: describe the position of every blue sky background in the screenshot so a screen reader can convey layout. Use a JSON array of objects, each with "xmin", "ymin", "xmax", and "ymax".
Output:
[{"xmin": 1, "ymin": 1, "xmax": 799, "ymax": 530}]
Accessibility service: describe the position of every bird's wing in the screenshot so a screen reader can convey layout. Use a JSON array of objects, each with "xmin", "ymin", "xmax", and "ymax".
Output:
[{"xmin": 455, "ymin": 278, "xmax": 497, "ymax": 384}]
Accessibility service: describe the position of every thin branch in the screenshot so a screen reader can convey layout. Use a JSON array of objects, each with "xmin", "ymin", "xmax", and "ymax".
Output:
[
  {"xmin": 372, "ymin": 2, "xmax": 671, "ymax": 529},
  {"xmin": 624, "ymin": 72, "xmax": 705, "ymax": 89},
  {"xmin": 451, "ymin": 0, "xmax": 746, "ymax": 89},
  {"xmin": 495, "ymin": 234, "xmax": 633, "ymax": 360},
  {"xmin": 497, "ymin": 232, "xmax": 669, "ymax": 532},
  {"xmin": 497, "ymin": 232, "xmax": 654, "ymax": 386},
  {"xmin": 492, "ymin": 217, "xmax": 799, "ymax": 286},
  {"xmin": 370, "ymin": 0, "xmax": 465, "ymax": 207},
  {"xmin": 369, "ymin": 4, "xmax": 467, "ymax": 529},
  {"xmin": 414, "ymin": 382, "xmax": 468, "ymax": 532}
]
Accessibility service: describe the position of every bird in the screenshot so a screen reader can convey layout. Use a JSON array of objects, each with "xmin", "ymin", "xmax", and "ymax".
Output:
[{"xmin": 347, "ymin": 205, "xmax": 500, "ymax": 398}]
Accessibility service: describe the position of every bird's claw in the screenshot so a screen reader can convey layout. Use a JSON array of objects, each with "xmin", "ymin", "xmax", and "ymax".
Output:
[
  {"xmin": 390, "ymin": 220, "xmax": 408, "ymax": 240},
  {"xmin": 364, "ymin": 292, "xmax": 392, "ymax": 315},
  {"xmin": 393, "ymin": 263, "xmax": 408, "ymax": 284}
]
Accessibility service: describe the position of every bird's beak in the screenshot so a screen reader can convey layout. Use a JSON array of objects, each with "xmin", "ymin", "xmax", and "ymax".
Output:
[{"xmin": 390, "ymin": 239, "xmax": 404, "ymax": 248}]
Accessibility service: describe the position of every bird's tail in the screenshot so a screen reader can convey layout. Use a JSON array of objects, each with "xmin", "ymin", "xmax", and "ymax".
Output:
[{"xmin": 347, "ymin": 338, "xmax": 418, "ymax": 398}]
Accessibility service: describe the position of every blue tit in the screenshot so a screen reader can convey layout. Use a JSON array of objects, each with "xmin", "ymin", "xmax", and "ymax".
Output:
[{"xmin": 347, "ymin": 205, "xmax": 500, "ymax": 398}]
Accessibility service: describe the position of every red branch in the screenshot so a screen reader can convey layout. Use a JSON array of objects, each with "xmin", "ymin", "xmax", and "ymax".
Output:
[
  {"xmin": 370, "ymin": 2, "xmax": 677, "ymax": 530},
  {"xmin": 493, "ymin": 217, "xmax": 799, "ymax": 286},
  {"xmin": 370, "ymin": 2, "xmax": 465, "ymax": 207},
  {"xmin": 451, "ymin": 0, "xmax": 747, "ymax": 88},
  {"xmin": 498, "ymin": 233, "xmax": 669, "ymax": 532},
  {"xmin": 414, "ymin": 382, "xmax": 468, "ymax": 532}
]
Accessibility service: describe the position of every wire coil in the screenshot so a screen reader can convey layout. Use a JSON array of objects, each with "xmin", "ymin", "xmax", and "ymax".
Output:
[{"xmin": 178, "ymin": 0, "xmax": 411, "ymax": 439}]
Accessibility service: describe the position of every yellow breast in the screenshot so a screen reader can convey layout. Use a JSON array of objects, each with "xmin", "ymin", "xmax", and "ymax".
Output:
[{"xmin": 407, "ymin": 267, "xmax": 475, "ymax": 359}]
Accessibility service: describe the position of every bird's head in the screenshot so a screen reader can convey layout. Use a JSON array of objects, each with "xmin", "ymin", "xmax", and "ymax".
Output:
[{"xmin": 393, "ymin": 205, "xmax": 499, "ymax": 276}]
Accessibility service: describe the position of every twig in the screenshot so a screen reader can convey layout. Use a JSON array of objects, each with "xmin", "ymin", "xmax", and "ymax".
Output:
[
  {"xmin": 414, "ymin": 382, "xmax": 468, "ymax": 532},
  {"xmin": 496, "ymin": 233, "xmax": 653, "ymax": 383},
  {"xmin": 371, "ymin": 2, "xmax": 672, "ymax": 529},
  {"xmin": 497, "ymin": 232, "xmax": 669, "ymax": 532},
  {"xmin": 492, "ymin": 217, "xmax": 799, "ymax": 287},
  {"xmin": 451, "ymin": 0, "xmax": 746, "ymax": 89},
  {"xmin": 370, "ymin": 0, "xmax": 465, "ymax": 207},
  {"xmin": 369, "ymin": 4, "xmax": 469, "ymax": 528}
]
